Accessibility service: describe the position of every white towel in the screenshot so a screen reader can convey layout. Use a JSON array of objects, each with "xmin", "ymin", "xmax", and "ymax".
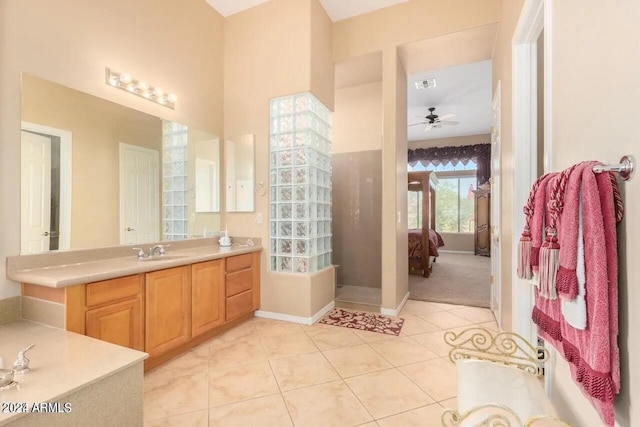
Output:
[{"xmin": 561, "ymin": 185, "xmax": 587, "ymax": 329}]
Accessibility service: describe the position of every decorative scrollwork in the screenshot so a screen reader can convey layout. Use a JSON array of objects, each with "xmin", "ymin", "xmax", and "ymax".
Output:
[
  {"xmin": 524, "ymin": 416, "xmax": 572, "ymax": 427},
  {"xmin": 444, "ymin": 327, "xmax": 549, "ymax": 378},
  {"xmin": 441, "ymin": 404, "xmax": 522, "ymax": 427}
]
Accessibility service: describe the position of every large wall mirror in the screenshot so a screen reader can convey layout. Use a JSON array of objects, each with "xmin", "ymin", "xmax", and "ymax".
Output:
[
  {"xmin": 20, "ymin": 74, "xmax": 221, "ymax": 254},
  {"xmin": 225, "ymin": 135, "xmax": 255, "ymax": 212}
]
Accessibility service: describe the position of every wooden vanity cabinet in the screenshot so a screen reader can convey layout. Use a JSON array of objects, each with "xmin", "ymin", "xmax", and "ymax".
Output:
[
  {"xmin": 191, "ymin": 259, "xmax": 225, "ymax": 337},
  {"xmin": 84, "ymin": 275, "xmax": 144, "ymax": 351},
  {"xmin": 225, "ymin": 252, "xmax": 260, "ymax": 321},
  {"xmin": 145, "ymin": 266, "xmax": 191, "ymax": 358}
]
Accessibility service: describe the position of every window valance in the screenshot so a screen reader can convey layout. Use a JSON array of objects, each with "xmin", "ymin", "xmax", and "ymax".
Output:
[{"xmin": 408, "ymin": 143, "xmax": 491, "ymax": 185}]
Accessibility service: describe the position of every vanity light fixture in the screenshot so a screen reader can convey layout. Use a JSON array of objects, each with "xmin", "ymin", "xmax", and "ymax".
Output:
[{"xmin": 105, "ymin": 68, "xmax": 177, "ymax": 110}]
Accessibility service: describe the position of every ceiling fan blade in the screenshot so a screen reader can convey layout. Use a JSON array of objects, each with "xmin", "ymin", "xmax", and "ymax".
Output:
[
  {"xmin": 440, "ymin": 120, "xmax": 459, "ymax": 126},
  {"xmin": 408, "ymin": 122, "xmax": 428, "ymax": 127},
  {"xmin": 424, "ymin": 123, "xmax": 433, "ymax": 132},
  {"xmin": 438, "ymin": 113, "xmax": 456, "ymax": 121}
]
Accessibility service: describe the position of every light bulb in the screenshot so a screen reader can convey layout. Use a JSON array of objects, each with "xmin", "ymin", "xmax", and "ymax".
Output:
[
  {"xmin": 108, "ymin": 76, "xmax": 118, "ymax": 86},
  {"xmin": 120, "ymin": 72, "xmax": 132, "ymax": 84},
  {"xmin": 154, "ymin": 87, "xmax": 164, "ymax": 98},
  {"xmin": 138, "ymin": 81, "xmax": 148, "ymax": 91},
  {"xmin": 127, "ymin": 83, "xmax": 136, "ymax": 92},
  {"xmin": 142, "ymin": 91, "xmax": 152, "ymax": 99},
  {"xmin": 158, "ymin": 97, "xmax": 166, "ymax": 105},
  {"xmin": 167, "ymin": 93, "xmax": 177, "ymax": 103}
]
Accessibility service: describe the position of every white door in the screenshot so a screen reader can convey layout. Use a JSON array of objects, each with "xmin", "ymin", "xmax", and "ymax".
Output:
[
  {"xmin": 119, "ymin": 143, "xmax": 159, "ymax": 245},
  {"xmin": 21, "ymin": 131, "xmax": 52, "ymax": 253},
  {"xmin": 490, "ymin": 82, "xmax": 502, "ymax": 327}
]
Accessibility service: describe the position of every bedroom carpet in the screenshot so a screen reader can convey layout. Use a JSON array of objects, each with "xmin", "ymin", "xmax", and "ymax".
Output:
[{"xmin": 409, "ymin": 252, "xmax": 491, "ymax": 308}]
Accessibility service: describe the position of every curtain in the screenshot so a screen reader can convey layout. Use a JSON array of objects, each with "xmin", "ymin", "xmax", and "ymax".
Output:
[{"xmin": 408, "ymin": 143, "xmax": 491, "ymax": 186}]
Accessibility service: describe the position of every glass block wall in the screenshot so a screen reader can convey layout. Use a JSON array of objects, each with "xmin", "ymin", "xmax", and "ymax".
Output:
[
  {"xmin": 269, "ymin": 93, "xmax": 332, "ymax": 274},
  {"xmin": 162, "ymin": 120, "xmax": 188, "ymax": 241}
]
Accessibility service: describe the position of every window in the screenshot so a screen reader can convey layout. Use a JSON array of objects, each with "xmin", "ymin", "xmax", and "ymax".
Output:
[
  {"xmin": 436, "ymin": 175, "xmax": 476, "ymax": 233},
  {"xmin": 407, "ymin": 191, "xmax": 422, "ymax": 229}
]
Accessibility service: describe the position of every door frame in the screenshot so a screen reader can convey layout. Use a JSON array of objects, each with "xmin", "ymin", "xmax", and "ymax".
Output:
[
  {"xmin": 118, "ymin": 143, "xmax": 160, "ymax": 244},
  {"xmin": 21, "ymin": 121, "xmax": 73, "ymax": 251},
  {"xmin": 512, "ymin": 0, "xmax": 553, "ymax": 373},
  {"xmin": 490, "ymin": 80, "xmax": 502, "ymax": 328}
]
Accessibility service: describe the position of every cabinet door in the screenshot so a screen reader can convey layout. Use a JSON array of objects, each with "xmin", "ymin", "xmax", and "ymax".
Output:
[
  {"xmin": 145, "ymin": 266, "xmax": 191, "ymax": 358},
  {"xmin": 192, "ymin": 259, "xmax": 225, "ymax": 337},
  {"xmin": 86, "ymin": 298, "xmax": 143, "ymax": 351}
]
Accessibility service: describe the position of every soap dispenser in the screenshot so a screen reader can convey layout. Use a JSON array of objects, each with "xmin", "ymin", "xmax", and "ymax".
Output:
[{"xmin": 219, "ymin": 224, "xmax": 232, "ymax": 247}]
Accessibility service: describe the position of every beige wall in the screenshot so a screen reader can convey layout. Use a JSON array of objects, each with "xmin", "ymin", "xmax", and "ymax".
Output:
[
  {"xmin": 409, "ymin": 134, "xmax": 491, "ymax": 149},
  {"xmin": 439, "ymin": 233, "xmax": 474, "ymax": 253},
  {"xmin": 22, "ymin": 75, "xmax": 163, "ymax": 249},
  {"xmin": 224, "ymin": 0, "xmax": 335, "ymax": 318},
  {"xmin": 0, "ymin": 0, "xmax": 224, "ymax": 299},
  {"xmin": 548, "ymin": 1, "xmax": 639, "ymax": 425},
  {"xmin": 333, "ymin": 82, "xmax": 382, "ymax": 154}
]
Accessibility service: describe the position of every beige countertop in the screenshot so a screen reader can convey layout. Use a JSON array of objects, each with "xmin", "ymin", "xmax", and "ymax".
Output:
[
  {"xmin": 0, "ymin": 321, "xmax": 147, "ymax": 425},
  {"xmin": 7, "ymin": 243, "xmax": 262, "ymax": 288}
]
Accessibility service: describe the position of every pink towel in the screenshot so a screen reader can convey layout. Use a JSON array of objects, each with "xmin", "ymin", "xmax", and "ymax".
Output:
[
  {"xmin": 556, "ymin": 162, "xmax": 599, "ymax": 300},
  {"xmin": 530, "ymin": 174, "xmax": 558, "ymax": 274},
  {"xmin": 559, "ymin": 169, "xmax": 621, "ymax": 426}
]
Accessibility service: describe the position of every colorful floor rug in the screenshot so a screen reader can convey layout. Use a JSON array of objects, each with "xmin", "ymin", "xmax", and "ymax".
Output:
[{"xmin": 319, "ymin": 308, "xmax": 404, "ymax": 336}]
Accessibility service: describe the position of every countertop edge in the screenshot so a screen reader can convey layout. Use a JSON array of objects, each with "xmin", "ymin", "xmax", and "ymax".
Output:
[{"xmin": 7, "ymin": 245, "xmax": 262, "ymax": 288}]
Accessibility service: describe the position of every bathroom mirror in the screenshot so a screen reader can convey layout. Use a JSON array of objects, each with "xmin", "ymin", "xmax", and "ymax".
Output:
[
  {"xmin": 225, "ymin": 135, "xmax": 255, "ymax": 212},
  {"xmin": 20, "ymin": 74, "xmax": 221, "ymax": 254}
]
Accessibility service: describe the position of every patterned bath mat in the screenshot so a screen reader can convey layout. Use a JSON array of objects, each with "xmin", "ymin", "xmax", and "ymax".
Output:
[{"xmin": 319, "ymin": 308, "xmax": 404, "ymax": 336}]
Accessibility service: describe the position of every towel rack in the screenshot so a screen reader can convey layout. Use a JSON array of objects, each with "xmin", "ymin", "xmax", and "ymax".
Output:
[{"xmin": 593, "ymin": 155, "xmax": 635, "ymax": 181}]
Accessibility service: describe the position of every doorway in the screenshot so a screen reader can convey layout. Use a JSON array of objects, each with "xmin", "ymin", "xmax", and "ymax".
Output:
[
  {"xmin": 20, "ymin": 122, "xmax": 72, "ymax": 254},
  {"xmin": 119, "ymin": 143, "xmax": 160, "ymax": 245}
]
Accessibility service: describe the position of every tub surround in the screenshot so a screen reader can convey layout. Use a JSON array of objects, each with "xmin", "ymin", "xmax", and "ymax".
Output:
[
  {"xmin": 6, "ymin": 237, "xmax": 261, "ymax": 288},
  {"xmin": 0, "ymin": 321, "xmax": 146, "ymax": 426}
]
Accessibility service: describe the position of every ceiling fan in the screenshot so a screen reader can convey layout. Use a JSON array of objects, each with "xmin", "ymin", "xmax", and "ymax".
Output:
[{"xmin": 409, "ymin": 107, "xmax": 459, "ymax": 131}]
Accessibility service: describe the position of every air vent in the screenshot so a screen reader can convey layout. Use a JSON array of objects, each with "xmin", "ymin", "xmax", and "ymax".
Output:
[{"xmin": 414, "ymin": 78, "xmax": 436, "ymax": 90}]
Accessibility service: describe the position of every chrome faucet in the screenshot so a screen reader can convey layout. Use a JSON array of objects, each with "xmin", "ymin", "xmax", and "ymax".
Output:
[{"xmin": 148, "ymin": 244, "xmax": 169, "ymax": 257}]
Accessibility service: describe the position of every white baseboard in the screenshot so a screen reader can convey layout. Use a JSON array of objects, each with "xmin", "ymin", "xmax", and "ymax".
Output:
[
  {"xmin": 380, "ymin": 292, "xmax": 410, "ymax": 317},
  {"xmin": 255, "ymin": 300, "xmax": 335, "ymax": 326},
  {"xmin": 438, "ymin": 250, "xmax": 475, "ymax": 254}
]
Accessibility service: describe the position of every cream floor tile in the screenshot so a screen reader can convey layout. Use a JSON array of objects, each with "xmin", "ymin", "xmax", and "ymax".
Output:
[
  {"xmin": 208, "ymin": 394, "xmax": 293, "ymax": 427},
  {"xmin": 410, "ymin": 327, "xmax": 468, "ymax": 357},
  {"xmin": 282, "ymin": 380, "xmax": 373, "ymax": 427},
  {"xmin": 398, "ymin": 316, "xmax": 441, "ymax": 336},
  {"xmin": 144, "ymin": 371, "xmax": 209, "ymax": 421},
  {"xmin": 419, "ymin": 311, "xmax": 475, "ymax": 329},
  {"xmin": 305, "ymin": 326, "xmax": 364, "ymax": 350},
  {"xmin": 322, "ymin": 343, "xmax": 392, "ymax": 378},
  {"xmin": 353, "ymin": 329, "xmax": 401, "ymax": 343},
  {"xmin": 209, "ymin": 336, "xmax": 269, "ymax": 371},
  {"xmin": 261, "ymin": 333, "xmax": 318, "ymax": 359},
  {"xmin": 144, "ymin": 344, "xmax": 209, "ymax": 382},
  {"xmin": 399, "ymin": 358, "xmax": 457, "ymax": 402},
  {"xmin": 214, "ymin": 320, "xmax": 259, "ymax": 343},
  {"xmin": 369, "ymin": 337, "xmax": 439, "ymax": 367},
  {"xmin": 345, "ymin": 369, "xmax": 434, "ymax": 419},
  {"xmin": 253, "ymin": 318, "xmax": 305, "ymax": 337},
  {"xmin": 209, "ymin": 361, "xmax": 280, "ymax": 407},
  {"xmin": 401, "ymin": 300, "xmax": 443, "ymax": 316},
  {"xmin": 144, "ymin": 409, "xmax": 208, "ymax": 427},
  {"xmin": 269, "ymin": 352, "xmax": 340, "ymax": 391},
  {"xmin": 449, "ymin": 306, "xmax": 496, "ymax": 323},
  {"xmin": 376, "ymin": 403, "xmax": 444, "ymax": 427},
  {"xmin": 356, "ymin": 423, "xmax": 381, "ymax": 427},
  {"xmin": 480, "ymin": 320, "xmax": 500, "ymax": 331},
  {"xmin": 440, "ymin": 397, "xmax": 458, "ymax": 409},
  {"xmin": 430, "ymin": 302, "xmax": 466, "ymax": 311}
]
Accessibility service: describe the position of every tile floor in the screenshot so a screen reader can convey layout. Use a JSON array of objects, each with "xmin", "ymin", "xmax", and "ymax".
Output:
[{"xmin": 143, "ymin": 300, "xmax": 498, "ymax": 427}]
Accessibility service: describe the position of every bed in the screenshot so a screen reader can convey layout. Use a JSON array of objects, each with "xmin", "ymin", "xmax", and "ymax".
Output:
[{"xmin": 408, "ymin": 171, "xmax": 444, "ymax": 277}]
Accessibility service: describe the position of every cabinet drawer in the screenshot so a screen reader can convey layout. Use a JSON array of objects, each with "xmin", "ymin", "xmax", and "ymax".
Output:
[
  {"xmin": 226, "ymin": 253, "xmax": 252, "ymax": 273},
  {"xmin": 226, "ymin": 269, "xmax": 253, "ymax": 297},
  {"xmin": 86, "ymin": 275, "xmax": 142, "ymax": 308},
  {"xmin": 226, "ymin": 290, "xmax": 253, "ymax": 321}
]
